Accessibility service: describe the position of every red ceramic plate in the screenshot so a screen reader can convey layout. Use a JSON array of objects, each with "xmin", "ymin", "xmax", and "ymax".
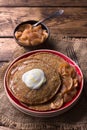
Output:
[{"xmin": 4, "ymin": 49, "xmax": 83, "ymax": 117}]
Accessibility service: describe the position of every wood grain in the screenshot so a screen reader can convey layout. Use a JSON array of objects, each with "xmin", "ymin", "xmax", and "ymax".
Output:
[
  {"xmin": 0, "ymin": 38, "xmax": 25, "ymax": 62},
  {"xmin": 0, "ymin": 126, "xmax": 15, "ymax": 130},
  {"xmin": 0, "ymin": 0, "xmax": 87, "ymax": 7},
  {"xmin": 0, "ymin": 38, "xmax": 87, "ymax": 63},
  {"xmin": 0, "ymin": 8, "xmax": 87, "ymax": 37}
]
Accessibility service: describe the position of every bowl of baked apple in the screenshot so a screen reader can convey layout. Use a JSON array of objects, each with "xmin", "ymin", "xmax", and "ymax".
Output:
[{"xmin": 14, "ymin": 20, "xmax": 49, "ymax": 47}]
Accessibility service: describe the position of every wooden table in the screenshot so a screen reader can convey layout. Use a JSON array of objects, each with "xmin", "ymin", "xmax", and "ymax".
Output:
[{"xmin": 0, "ymin": 1, "xmax": 87, "ymax": 130}]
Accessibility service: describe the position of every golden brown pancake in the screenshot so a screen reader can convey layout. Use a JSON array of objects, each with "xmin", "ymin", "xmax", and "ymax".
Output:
[
  {"xmin": 7, "ymin": 52, "xmax": 79, "ymax": 111},
  {"xmin": 7, "ymin": 58, "xmax": 61, "ymax": 105},
  {"xmin": 29, "ymin": 93, "xmax": 64, "ymax": 111}
]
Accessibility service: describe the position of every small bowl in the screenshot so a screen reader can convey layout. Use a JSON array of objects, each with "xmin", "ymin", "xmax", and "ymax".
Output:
[
  {"xmin": 14, "ymin": 20, "xmax": 49, "ymax": 47},
  {"xmin": 4, "ymin": 49, "xmax": 83, "ymax": 117}
]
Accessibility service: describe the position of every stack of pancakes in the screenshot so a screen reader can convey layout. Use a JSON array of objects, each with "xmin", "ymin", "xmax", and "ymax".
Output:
[{"xmin": 7, "ymin": 52, "xmax": 79, "ymax": 111}]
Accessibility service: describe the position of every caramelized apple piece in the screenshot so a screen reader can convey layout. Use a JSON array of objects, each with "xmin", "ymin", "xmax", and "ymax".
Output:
[
  {"xmin": 15, "ymin": 31, "xmax": 22, "ymax": 39},
  {"xmin": 15, "ymin": 24, "xmax": 48, "ymax": 46},
  {"xmin": 63, "ymin": 88, "xmax": 77, "ymax": 103},
  {"xmin": 60, "ymin": 76, "xmax": 73, "ymax": 94}
]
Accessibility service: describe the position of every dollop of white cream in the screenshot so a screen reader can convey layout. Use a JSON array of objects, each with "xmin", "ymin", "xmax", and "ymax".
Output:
[{"xmin": 22, "ymin": 69, "xmax": 46, "ymax": 89}]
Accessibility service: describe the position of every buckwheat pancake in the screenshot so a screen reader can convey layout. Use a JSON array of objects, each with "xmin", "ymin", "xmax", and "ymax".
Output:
[
  {"xmin": 7, "ymin": 58, "xmax": 61, "ymax": 105},
  {"xmin": 28, "ymin": 88, "xmax": 77, "ymax": 111},
  {"xmin": 29, "ymin": 93, "xmax": 64, "ymax": 111},
  {"xmin": 24, "ymin": 52, "xmax": 66, "ymax": 72},
  {"xmin": 7, "ymin": 51, "xmax": 79, "ymax": 111}
]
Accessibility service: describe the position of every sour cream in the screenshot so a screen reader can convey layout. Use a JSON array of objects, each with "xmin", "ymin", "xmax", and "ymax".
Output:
[{"xmin": 22, "ymin": 69, "xmax": 46, "ymax": 89}]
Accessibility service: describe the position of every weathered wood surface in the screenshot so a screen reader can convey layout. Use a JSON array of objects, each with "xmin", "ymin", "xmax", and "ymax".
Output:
[
  {"xmin": 0, "ymin": 38, "xmax": 87, "ymax": 62},
  {"xmin": 0, "ymin": 38, "xmax": 26, "ymax": 62},
  {"xmin": 0, "ymin": 8, "xmax": 87, "ymax": 37},
  {"xmin": 0, "ymin": 0, "xmax": 87, "ymax": 7},
  {"xmin": 0, "ymin": 126, "xmax": 14, "ymax": 130}
]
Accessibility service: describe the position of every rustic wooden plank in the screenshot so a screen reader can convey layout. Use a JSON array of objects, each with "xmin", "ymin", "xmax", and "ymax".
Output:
[
  {"xmin": 0, "ymin": 0, "xmax": 87, "ymax": 7},
  {"xmin": 0, "ymin": 126, "xmax": 15, "ymax": 130},
  {"xmin": 0, "ymin": 38, "xmax": 87, "ymax": 63},
  {"xmin": 0, "ymin": 8, "xmax": 86, "ymax": 37},
  {"xmin": 0, "ymin": 38, "xmax": 25, "ymax": 62}
]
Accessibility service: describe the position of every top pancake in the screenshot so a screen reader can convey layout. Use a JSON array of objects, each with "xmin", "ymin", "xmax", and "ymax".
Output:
[{"xmin": 7, "ymin": 53, "xmax": 61, "ymax": 105}]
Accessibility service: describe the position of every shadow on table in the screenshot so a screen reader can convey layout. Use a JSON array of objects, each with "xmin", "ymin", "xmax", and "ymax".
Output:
[{"xmin": 23, "ymin": 37, "xmax": 58, "ymax": 52}]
